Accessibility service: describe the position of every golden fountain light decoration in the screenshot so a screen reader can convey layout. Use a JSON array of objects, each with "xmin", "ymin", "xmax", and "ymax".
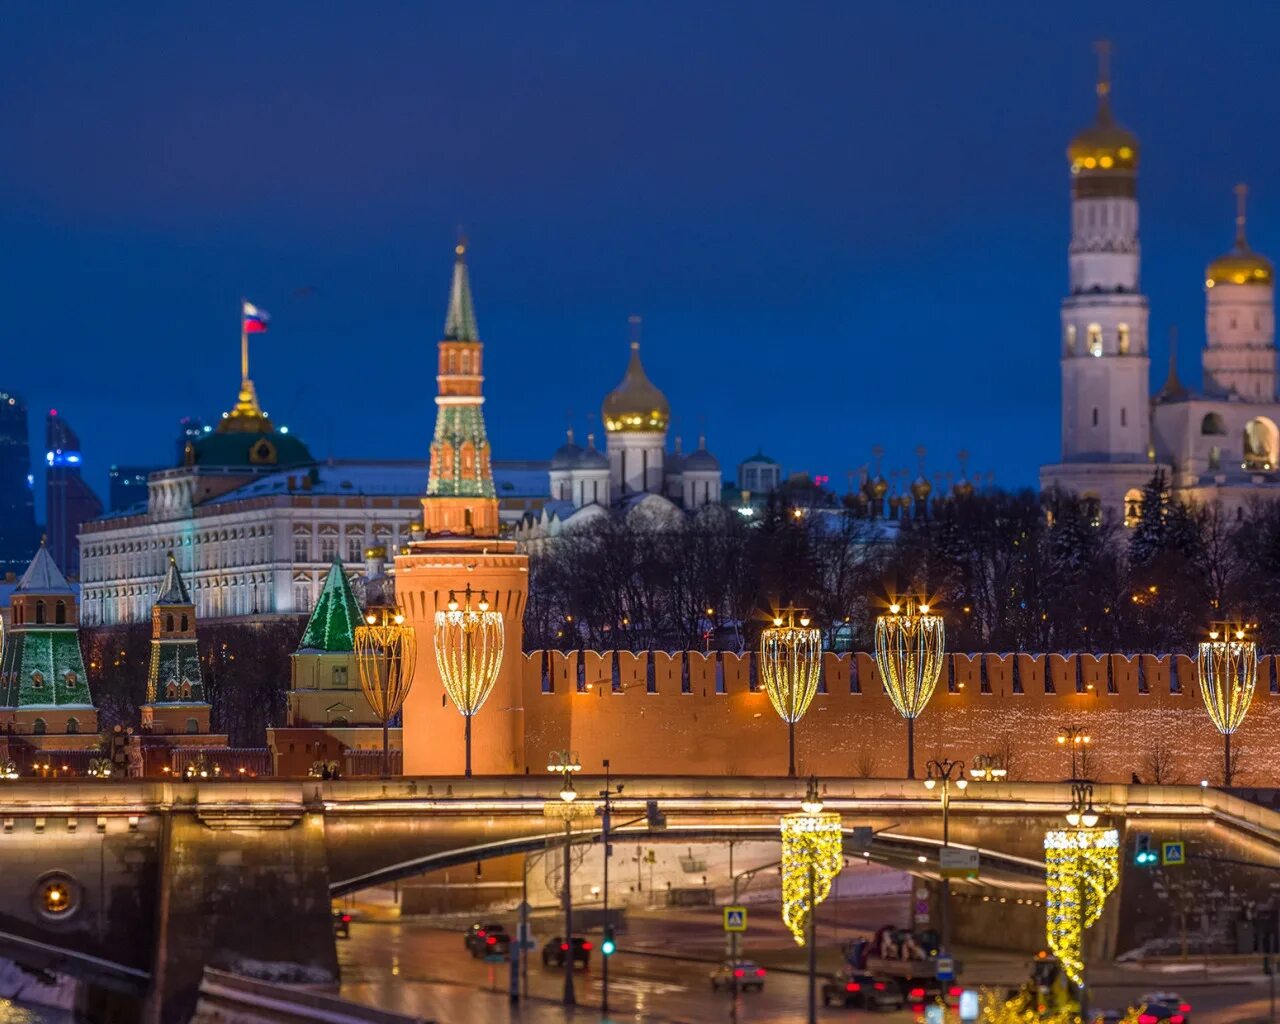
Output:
[
  {"xmin": 434, "ymin": 583, "xmax": 505, "ymax": 777},
  {"xmin": 1197, "ymin": 620, "xmax": 1258, "ymax": 786},
  {"xmin": 354, "ymin": 604, "xmax": 417, "ymax": 778},
  {"xmin": 1044, "ymin": 825, "xmax": 1119, "ymax": 987},
  {"xmin": 874, "ymin": 596, "xmax": 945, "ymax": 779},
  {"xmin": 780, "ymin": 777, "xmax": 843, "ymax": 946},
  {"xmin": 760, "ymin": 606, "xmax": 822, "ymax": 777}
]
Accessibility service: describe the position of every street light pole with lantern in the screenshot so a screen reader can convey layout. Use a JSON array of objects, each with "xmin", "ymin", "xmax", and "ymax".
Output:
[
  {"xmin": 353, "ymin": 603, "xmax": 416, "ymax": 779},
  {"xmin": 546, "ymin": 750, "xmax": 582, "ymax": 1007},
  {"xmin": 759, "ymin": 607, "xmax": 822, "ymax": 777},
  {"xmin": 923, "ymin": 757, "xmax": 967, "ymax": 954},
  {"xmin": 1197, "ymin": 621, "xmax": 1258, "ymax": 786},
  {"xmin": 874, "ymin": 597, "xmax": 945, "ymax": 779},
  {"xmin": 1056, "ymin": 724, "xmax": 1092, "ymax": 780},
  {"xmin": 434, "ymin": 584, "xmax": 505, "ymax": 776}
]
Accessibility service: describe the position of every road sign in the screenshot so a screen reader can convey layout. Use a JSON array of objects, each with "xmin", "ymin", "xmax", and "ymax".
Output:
[
  {"xmin": 724, "ymin": 906, "xmax": 748, "ymax": 932},
  {"xmin": 939, "ymin": 846, "xmax": 980, "ymax": 879},
  {"xmin": 1161, "ymin": 841, "xmax": 1186, "ymax": 866},
  {"xmin": 936, "ymin": 955, "xmax": 955, "ymax": 982}
]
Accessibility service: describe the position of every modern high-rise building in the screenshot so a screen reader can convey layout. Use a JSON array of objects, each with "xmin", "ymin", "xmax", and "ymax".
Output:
[
  {"xmin": 0, "ymin": 391, "xmax": 38, "ymax": 577},
  {"xmin": 45, "ymin": 410, "xmax": 104, "ymax": 579}
]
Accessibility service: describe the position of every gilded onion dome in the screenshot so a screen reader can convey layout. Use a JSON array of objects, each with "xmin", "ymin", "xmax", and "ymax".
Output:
[
  {"xmin": 910, "ymin": 475, "xmax": 932, "ymax": 501},
  {"xmin": 1206, "ymin": 184, "xmax": 1273, "ymax": 288},
  {"xmin": 602, "ymin": 341, "xmax": 670, "ymax": 433},
  {"xmin": 1068, "ymin": 43, "xmax": 1138, "ymax": 198}
]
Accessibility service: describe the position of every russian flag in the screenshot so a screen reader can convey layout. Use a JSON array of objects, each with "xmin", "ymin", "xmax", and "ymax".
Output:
[{"xmin": 243, "ymin": 301, "xmax": 270, "ymax": 334}]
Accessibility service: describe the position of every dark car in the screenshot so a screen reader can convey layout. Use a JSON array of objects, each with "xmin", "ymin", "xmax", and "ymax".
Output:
[
  {"xmin": 332, "ymin": 909, "xmax": 352, "ymax": 939},
  {"xmin": 1139, "ymin": 992, "xmax": 1192, "ymax": 1024},
  {"xmin": 470, "ymin": 928, "xmax": 511, "ymax": 958},
  {"xmin": 905, "ymin": 981, "xmax": 964, "ymax": 1008},
  {"xmin": 542, "ymin": 936, "xmax": 592, "ymax": 968},
  {"xmin": 709, "ymin": 960, "xmax": 767, "ymax": 993},
  {"xmin": 464, "ymin": 922, "xmax": 507, "ymax": 955},
  {"xmin": 822, "ymin": 972, "xmax": 904, "ymax": 1010}
]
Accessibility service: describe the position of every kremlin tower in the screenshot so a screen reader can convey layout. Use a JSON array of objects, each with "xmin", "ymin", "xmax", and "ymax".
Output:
[{"xmin": 396, "ymin": 243, "xmax": 528, "ymax": 775}]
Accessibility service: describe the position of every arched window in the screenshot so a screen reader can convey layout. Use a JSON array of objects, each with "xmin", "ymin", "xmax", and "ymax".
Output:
[
  {"xmin": 181, "ymin": 682, "xmax": 192, "ymax": 699},
  {"xmin": 1244, "ymin": 417, "xmax": 1279, "ymax": 472},
  {"xmin": 1123, "ymin": 489, "xmax": 1143, "ymax": 528},
  {"xmin": 33, "ymin": 718, "xmax": 46, "ymax": 735},
  {"xmin": 1202, "ymin": 413, "xmax": 1228, "ymax": 436},
  {"xmin": 331, "ymin": 717, "xmax": 350, "ymax": 727},
  {"xmin": 1092, "ymin": 408, "xmax": 1099, "ymax": 427},
  {"xmin": 1209, "ymin": 445, "xmax": 1222, "ymax": 470},
  {"xmin": 460, "ymin": 350, "xmax": 471, "ymax": 374},
  {"xmin": 34, "ymin": 601, "xmax": 45, "ymax": 625},
  {"xmin": 64, "ymin": 671, "xmax": 77, "ymax": 689},
  {"xmin": 166, "ymin": 682, "xmax": 178, "ymax": 700},
  {"xmin": 31, "ymin": 672, "xmax": 44, "ymax": 689},
  {"xmin": 180, "ymin": 614, "xmax": 188, "ymax": 631},
  {"xmin": 1087, "ymin": 324, "xmax": 1103, "ymax": 358},
  {"xmin": 13, "ymin": 604, "xmax": 21, "ymax": 626},
  {"xmin": 66, "ymin": 718, "xmax": 78, "ymax": 734},
  {"xmin": 1121, "ymin": 408, "xmax": 1127, "ymax": 427},
  {"xmin": 54, "ymin": 601, "xmax": 66, "ymax": 625},
  {"xmin": 447, "ymin": 351, "xmax": 458, "ymax": 374},
  {"xmin": 1117, "ymin": 323, "xmax": 1130, "ymax": 355},
  {"xmin": 165, "ymin": 613, "xmax": 174, "ymax": 631},
  {"xmin": 186, "ymin": 718, "xmax": 199, "ymax": 734}
]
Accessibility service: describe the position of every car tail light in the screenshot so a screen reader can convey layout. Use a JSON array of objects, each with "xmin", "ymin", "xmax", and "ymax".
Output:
[
  {"xmin": 560, "ymin": 942, "xmax": 569, "ymax": 951},
  {"xmin": 734, "ymin": 968, "xmax": 745, "ymax": 978},
  {"xmin": 949, "ymin": 986, "xmax": 963, "ymax": 997},
  {"xmin": 486, "ymin": 936, "xmax": 496, "ymax": 945},
  {"xmin": 341, "ymin": 914, "xmax": 351, "ymax": 923},
  {"xmin": 1170, "ymin": 1015, "xmax": 1185, "ymax": 1024},
  {"xmin": 874, "ymin": 982, "xmax": 887, "ymax": 991},
  {"xmin": 910, "ymin": 988, "xmax": 925, "ymax": 1000},
  {"xmin": 756, "ymin": 969, "xmax": 766, "ymax": 977},
  {"xmin": 911, "ymin": 1005, "xmax": 924, "ymax": 1014},
  {"xmin": 846, "ymin": 982, "xmax": 862, "ymax": 992},
  {"xmin": 1179, "ymin": 1006, "xmax": 1191, "ymax": 1014},
  {"xmin": 581, "ymin": 941, "xmax": 592, "ymax": 950},
  {"xmin": 478, "ymin": 929, "xmax": 486, "ymax": 937},
  {"xmin": 1139, "ymin": 1015, "xmax": 1158, "ymax": 1024}
]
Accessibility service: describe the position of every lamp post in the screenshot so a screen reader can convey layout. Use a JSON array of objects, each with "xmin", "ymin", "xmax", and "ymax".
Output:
[
  {"xmin": 874, "ymin": 597, "xmax": 945, "ymax": 779},
  {"xmin": 434, "ymin": 584, "xmax": 505, "ymax": 776},
  {"xmin": 1056, "ymin": 724, "xmax": 1092, "ymax": 781},
  {"xmin": 968, "ymin": 753, "xmax": 1008, "ymax": 783},
  {"xmin": 923, "ymin": 758, "xmax": 968, "ymax": 954},
  {"xmin": 781, "ymin": 776, "xmax": 843, "ymax": 1024},
  {"xmin": 353, "ymin": 605, "xmax": 416, "ymax": 778},
  {"xmin": 1197, "ymin": 621, "xmax": 1258, "ymax": 786},
  {"xmin": 759, "ymin": 607, "xmax": 822, "ymax": 777},
  {"xmin": 597, "ymin": 758, "xmax": 623, "ymax": 1016},
  {"xmin": 546, "ymin": 750, "xmax": 582, "ymax": 1007},
  {"xmin": 1045, "ymin": 782, "xmax": 1115, "ymax": 1021}
]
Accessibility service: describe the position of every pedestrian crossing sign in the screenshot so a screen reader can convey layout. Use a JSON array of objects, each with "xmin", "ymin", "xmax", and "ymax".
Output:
[
  {"xmin": 724, "ymin": 906, "xmax": 748, "ymax": 932},
  {"xmin": 1161, "ymin": 841, "xmax": 1185, "ymax": 866}
]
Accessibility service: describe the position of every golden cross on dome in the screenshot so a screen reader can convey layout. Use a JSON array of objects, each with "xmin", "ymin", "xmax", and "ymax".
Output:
[
  {"xmin": 1094, "ymin": 39, "xmax": 1112, "ymax": 100},
  {"xmin": 1235, "ymin": 183, "xmax": 1250, "ymax": 247}
]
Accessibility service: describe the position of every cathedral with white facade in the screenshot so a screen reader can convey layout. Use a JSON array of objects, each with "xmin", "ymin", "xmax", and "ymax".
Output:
[
  {"xmin": 514, "ymin": 320, "xmax": 723, "ymax": 546},
  {"xmin": 1041, "ymin": 50, "xmax": 1280, "ymax": 523}
]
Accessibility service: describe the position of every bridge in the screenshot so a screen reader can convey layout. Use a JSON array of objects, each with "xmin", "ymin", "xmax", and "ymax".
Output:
[{"xmin": 1, "ymin": 778, "xmax": 1277, "ymax": 1021}]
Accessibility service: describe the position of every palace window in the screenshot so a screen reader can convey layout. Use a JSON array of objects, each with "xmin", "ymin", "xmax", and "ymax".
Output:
[
  {"xmin": 332, "ymin": 665, "xmax": 349, "ymax": 687},
  {"xmin": 1117, "ymin": 323, "xmax": 1130, "ymax": 354},
  {"xmin": 1087, "ymin": 324, "xmax": 1103, "ymax": 357},
  {"xmin": 294, "ymin": 537, "xmax": 309, "ymax": 561},
  {"xmin": 320, "ymin": 537, "xmax": 338, "ymax": 562},
  {"xmin": 1065, "ymin": 324, "xmax": 1077, "ymax": 354},
  {"xmin": 66, "ymin": 718, "xmax": 79, "ymax": 734},
  {"xmin": 347, "ymin": 538, "xmax": 362, "ymax": 563},
  {"xmin": 1092, "ymin": 408, "xmax": 1099, "ymax": 427}
]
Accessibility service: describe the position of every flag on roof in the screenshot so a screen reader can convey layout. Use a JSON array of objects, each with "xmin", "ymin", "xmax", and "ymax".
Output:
[{"xmin": 243, "ymin": 301, "xmax": 270, "ymax": 334}]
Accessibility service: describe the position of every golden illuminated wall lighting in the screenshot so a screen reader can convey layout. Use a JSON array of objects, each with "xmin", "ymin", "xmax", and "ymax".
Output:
[
  {"xmin": 1197, "ymin": 621, "xmax": 1257, "ymax": 786},
  {"xmin": 1043, "ymin": 827, "xmax": 1119, "ymax": 986},
  {"xmin": 759, "ymin": 607, "xmax": 822, "ymax": 777},
  {"xmin": 780, "ymin": 808, "xmax": 843, "ymax": 945},
  {"xmin": 355, "ymin": 606, "xmax": 418, "ymax": 777},
  {"xmin": 434, "ymin": 585, "xmax": 505, "ymax": 776},
  {"xmin": 873, "ymin": 598, "xmax": 945, "ymax": 779}
]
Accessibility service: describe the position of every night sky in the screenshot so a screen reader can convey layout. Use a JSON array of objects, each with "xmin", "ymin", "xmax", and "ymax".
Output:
[{"xmin": 3, "ymin": 3, "xmax": 1277, "ymax": 509}]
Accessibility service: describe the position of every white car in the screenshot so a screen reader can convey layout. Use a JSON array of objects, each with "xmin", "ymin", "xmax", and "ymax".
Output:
[{"xmin": 710, "ymin": 960, "xmax": 767, "ymax": 992}]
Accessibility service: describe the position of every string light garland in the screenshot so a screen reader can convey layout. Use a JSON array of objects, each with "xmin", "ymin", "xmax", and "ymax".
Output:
[
  {"xmin": 434, "ymin": 584, "xmax": 505, "ymax": 776},
  {"xmin": 1044, "ymin": 827, "xmax": 1119, "ymax": 986},
  {"xmin": 760, "ymin": 607, "xmax": 822, "ymax": 777},
  {"xmin": 874, "ymin": 597, "xmax": 945, "ymax": 778},
  {"xmin": 1197, "ymin": 621, "xmax": 1257, "ymax": 786},
  {"xmin": 780, "ymin": 787, "xmax": 843, "ymax": 945},
  {"xmin": 354, "ymin": 605, "xmax": 417, "ymax": 778}
]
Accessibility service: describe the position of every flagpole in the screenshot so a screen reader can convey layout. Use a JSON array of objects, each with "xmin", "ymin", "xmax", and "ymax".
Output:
[{"xmin": 240, "ymin": 298, "xmax": 249, "ymax": 384}]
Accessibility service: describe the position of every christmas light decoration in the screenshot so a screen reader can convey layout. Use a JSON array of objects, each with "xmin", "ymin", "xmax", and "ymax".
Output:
[
  {"xmin": 1197, "ymin": 621, "xmax": 1257, "ymax": 786},
  {"xmin": 874, "ymin": 597, "xmax": 945, "ymax": 778},
  {"xmin": 760, "ymin": 607, "xmax": 822, "ymax": 777},
  {"xmin": 434, "ymin": 584, "xmax": 505, "ymax": 776},
  {"xmin": 780, "ymin": 783, "xmax": 843, "ymax": 946},
  {"xmin": 354, "ymin": 605, "xmax": 417, "ymax": 778},
  {"xmin": 1044, "ymin": 827, "xmax": 1119, "ymax": 986}
]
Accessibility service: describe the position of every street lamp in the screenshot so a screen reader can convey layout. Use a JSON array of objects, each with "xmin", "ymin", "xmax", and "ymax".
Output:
[
  {"xmin": 923, "ymin": 758, "xmax": 967, "ymax": 954},
  {"xmin": 546, "ymin": 750, "xmax": 582, "ymax": 1007},
  {"xmin": 354, "ymin": 605, "xmax": 416, "ymax": 778},
  {"xmin": 1045, "ymin": 783, "xmax": 1118, "ymax": 1020},
  {"xmin": 760, "ymin": 607, "xmax": 822, "ymax": 777},
  {"xmin": 874, "ymin": 597, "xmax": 945, "ymax": 779},
  {"xmin": 780, "ymin": 776, "xmax": 843, "ymax": 1024},
  {"xmin": 968, "ymin": 753, "xmax": 1008, "ymax": 782},
  {"xmin": 1056, "ymin": 724, "xmax": 1092, "ymax": 780},
  {"xmin": 434, "ymin": 584, "xmax": 505, "ymax": 776},
  {"xmin": 1197, "ymin": 621, "xmax": 1257, "ymax": 786}
]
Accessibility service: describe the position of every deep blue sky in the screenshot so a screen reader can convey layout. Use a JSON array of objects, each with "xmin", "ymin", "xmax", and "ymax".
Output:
[{"xmin": 3, "ymin": 3, "xmax": 1277, "ymax": 508}]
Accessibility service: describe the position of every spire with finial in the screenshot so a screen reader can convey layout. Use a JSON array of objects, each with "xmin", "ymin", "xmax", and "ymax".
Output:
[
  {"xmin": 444, "ymin": 234, "xmax": 479, "ymax": 342},
  {"xmin": 1206, "ymin": 184, "xmax": 1273, "ymax": 287},
  {"xmin": 1235, "ymin": 183, "xmax": 1250, "ymax": 249},
  {"xmin": 602, "ymin": 315, "xmax": 670, "ymax": 433},
  {"xmin": 1094, "ymin": 39, "xmax": 1112, "ymax": 121},
  {"xmin": 1068, "ymin": 39, "xmax": 1138, "ymax": 176}
]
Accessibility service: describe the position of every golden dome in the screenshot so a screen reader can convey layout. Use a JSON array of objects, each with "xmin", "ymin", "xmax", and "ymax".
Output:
[
  {"xmin": 910, "ymin": 475, "xmax": 932, "ymax": 501},
  {"xmin": 602, "ymin": 342, "xmax": 670, "ymax": 433},
  {"xmin": 1067, "ymin": 44, "xmax": 1138, "ymax": 187},
  {"xmin": 1206, "ymin": 185, "xmax": 1273, "ymax": 288}
]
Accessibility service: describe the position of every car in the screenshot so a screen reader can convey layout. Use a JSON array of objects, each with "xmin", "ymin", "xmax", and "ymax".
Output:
[
  {"xmin": 332, "ymin": 908, "xmax": 352, "ymax": 939},
  {"xmin": 905, "ymin": 981, "xmax": 964, "ymax": 1008},
  {"xmin": 822, "ymin": 972, "xmax": 905, "ymax": 1010},
  {"xmin": 709, "ymin": 960, "xmax": 767, "ymax": 993},
  {"xmin": 464, "ymin": 922, "xmax": 507, "ymax": 955},
  {"xmin": 1138, "ymin": 992, "xmax": 1192, "ymax": 1024},
  {"xmin": 541, "ymin": 936, "xmax": 592, "ymax": 968},
  {"xmin": 470, "ymin": 928, "xmax": 511, "ymax": 958}
]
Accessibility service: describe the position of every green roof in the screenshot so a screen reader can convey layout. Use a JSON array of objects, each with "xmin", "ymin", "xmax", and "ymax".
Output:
[
  {"xmin": 148, "ymin": 639, "xmax": 204, "ymax": 703},
  {"xmin": 443, "ymin": 246, "xmax": 479, "ymax": 342},
  {"xmin": 0, "ymin": 627, "xmax": 93, "ymax": 710},
  {"xmin": 298, "ymin": 561, "xmax": 362, "ymax": 653},
  {"xmin": 188, "ymin": 429, "xmax": 314, "ymax": 470}
]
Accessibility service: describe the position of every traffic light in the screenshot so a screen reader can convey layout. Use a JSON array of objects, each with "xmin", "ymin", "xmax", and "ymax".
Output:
[
  {"xmin": 601, "ymin": 925, "xmax": 616, "ymax": 957},
  {"xmin": 1134, "ymin": 832, "xmax": 1158, "ymax": 866}
]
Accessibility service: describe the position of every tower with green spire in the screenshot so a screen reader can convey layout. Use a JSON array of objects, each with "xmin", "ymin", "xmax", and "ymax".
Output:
[
  {"xmin": 141, "ymin": 552, "xmax": 212, "ymax": 736},
  {"xmin": 0, "ymin": 542, "xmax": 98, "ymax": 742},
  {"xmin": 423, "ymin": 242, "xmax": 499, "ymax": 536}
]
